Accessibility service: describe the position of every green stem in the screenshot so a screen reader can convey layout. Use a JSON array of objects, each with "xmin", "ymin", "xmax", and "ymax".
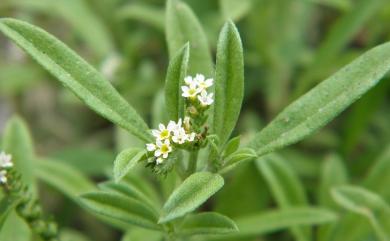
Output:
[{"xmin": 186, "ymin": 151, "xmax": 199, "ymax": 177}]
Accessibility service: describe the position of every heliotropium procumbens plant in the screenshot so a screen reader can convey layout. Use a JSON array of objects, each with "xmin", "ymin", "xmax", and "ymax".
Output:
[{"xmin": 1, "ymin": 0, "xmax": 390, "ymax": 238}]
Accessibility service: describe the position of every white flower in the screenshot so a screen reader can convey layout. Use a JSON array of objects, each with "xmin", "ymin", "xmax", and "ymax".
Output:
[
  {"xmin": 156, "ymin": 158, "xmax": 164, "ymax": 165},
  {"xmin": 0, "ymin": 170, "xmax": 7, "ymax": 184},
  {"xmin": 182, "ymin": 83, "xmax": 201, "ymax": 98},
  {"xmin": 184, "ymin": 76, "xmax": 197, "ymax": 86},
  {"xmin": 172, "ymin": 128, "xmax": 188, "ymax": 144},
  {"xmin": 152, "ymin": 123, "xmax": 175, "ymax": 140},
  {"xmin": 197, "ymin": 90, "xmax": 214, "ymax": 106},
  {"xmin": 154, "ymin": 139, "xmax": 172, "ymax": 159},
  {"xmin": 146, "ymin": 143, "xmax": 156, "ymax": 152},
  {"xmin": 195, "ymin": 74, "xmax": 213, "ymax": 90},
  {"xmin": 0, "ymin": 151, "xmax": 13, "ymax": 168},
  {"xmin": 187, "ymin": 132, "xmax": 196, "ymax": 142}
]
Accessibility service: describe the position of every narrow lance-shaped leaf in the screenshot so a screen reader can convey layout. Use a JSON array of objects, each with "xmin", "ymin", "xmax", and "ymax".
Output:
[
  {"xmin": 117, "ymin": 3, "xmax": 165, "ymax": 32},
  {"xmin": 2, "ymin": 116, "xmax": 35, "ymax": 189},
  {"xmin": 248, "ymin": 42, "xmax": 390, "ymax": 156},
  {"xmin": 178, "ymin": 212, "xmax": 238, "ymax": 236},
  {"xmin": 165, "ymin": 43, "xmax": 190, "ymax": 120},
  {"xmin": 113, "ymin": 148, "xmax": 146, "ymax": 183},
  {"xmin": 166, "ymin": 0, "xmax": 213, "ymax": 76},
  {"xmin": 80, "ymin": 192, "xmax": 161, "ymax": 231},
  {"xmin": 0, "ymin": 195, "xmax": 21, "ymax": 230},
  {"xmin": 214, "ymin": 207, "xmax": 338, "ymax": 240},
  {"xmin": 35, "ymin": 159, "xmax": 96, "ymax": 201},
  {"xmin": 0, "ymin": 18, "xmax": 152, "ymax": 142},
  {"xmin": 332, "ymin": 186, "xmax": 390, "ymax": 241},
  {"xmin": 256, "ymin": 154, "xmax": 310, "ymax": 241},
  {"xmin": 295, "ymin": 0, "xmax": 385, "ymax": 96},
  {"xmin": 213, "ymin": 21, "xmax": 244, "ymax": 145},
  {"xmin": 159, "ymin": 172, "xmax": 224, "ymax": 223}
]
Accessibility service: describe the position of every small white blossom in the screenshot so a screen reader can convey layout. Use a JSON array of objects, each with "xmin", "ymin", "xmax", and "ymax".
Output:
[
  {"xmin": 184, "ymin": 76, "xmax": 197, "ymax": 86},
  {"xmin": 152, "ymin": 123, "xmax": 175, "ymax": 140},
  {"xmin": 0, "ymin": 170, "xmax": 7, "ymax": 184},
  {"xmin": 154, "ymin": 139, "xmax": 172, "ymax": 159},
  {"xmin": 0, "ymin": 151, "xmax": 13, "ymax": 168},
  {"xmin": 182, "ymin": 83, "xmax": 201, "ymax": 99},
  {"xmin": 146, "ymin": 143, "xmax": 156, "ymax": 152},
  {"xmin": 172, "ymin": 128, "xmax": 188, "ymax": 144},
  {"xmin": 187, "ymin": 132, "xmax": 196, "ymax": 142},
  {"xmin": 195, "ymin": 74, "xmax": 213, "ymax": 90},
  {"xmin": 198, "ymin": 90, "xmax": 214, "ymax": 106},
  {"xmin": 156, "ymin": 158, "xmax": 164, "ymax": 165}
]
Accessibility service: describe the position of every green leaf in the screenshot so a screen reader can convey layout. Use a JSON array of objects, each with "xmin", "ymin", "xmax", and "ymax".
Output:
[
  {"xmin": 0, "ymin": 18, "xmax": 152, "ymax": 143},
  {"xmin": 165, "ymin": 43, "xmax": 190, "ymax": 120},
  {"xmin": 317, "ymin": 154, "xmax": 349, "ymax": 241},
  {"xmin": 220, "ymin": 207, "xmax": 338, "ymax": 239},
  {"xmin": 159, "ymin": 172, "xmax": 224, "ymax": 223},
  {"xmin": 318, "ymin": 154, "xmax": 349, "ymax": 207},
  {"xmin": 256, "ymin": 154, "xmax": 310, "ymax": 241},
  {"xmin": 223, "ymin": 136, "xmax": 241, "ymax": 158},
  {"xmin": 2, "ymin": 116, "xmax": 35, "ymax": 189},
  {"xmin": 219, "ymin": 0, "xmax": 252, "ymax": 21},
  {"xmin": 166, "ymin": 0, "xmax": 213, "ymax": 76},
  {"xmin": 248, "ymin": 42, "xmax": 390, "ymax": 156},
  {"xmin": 0, "ymin": 212, "xmax": 31, "ymax": 241},
  {"xmin": 80, "ymin": 192, "xmax": 161, "ymax": 230},
  {"xmin": 294, "ymin": 0, "xmax": 386, "ymax": 96},
  {"xmin": 220, "ymin": 148, "xmax": 257, "ymax": 173},
  {"xmin": 35, "ymin": 159, "xmax": 96, "ymax": 202},
  {"xmin": 2, "ymin": 0, "xmax": 114, "ymax": 58},
  {"xmin": 178, "ymin": 212, "xmax": 238, "ymax": 236},
  {"xmin": 99, "ymin": 181, "xmax": 159, "ymax": 213},
  {"xmin": 213, "ymin": 21, "xmax": 244, "ymax": 145},
  {"xmin": 364, "ymin": 145, "xmax": 390, "ymax": 200},
  {"xmin": 113, "ymin": 148, "xmax": 146, "ymax": 183},
  {"xmin": 0, "ymin": 195, "xmax": 21, "ymax": 230},
  {"xmin": 121, "ymin": 228, "xmax": 162, "ymax": 241},
  {"xmin": 117, "ymin": 3, "xmax": 165, "ymax": 32},
  {"xmin": 332, "ymin": 186, "xmax": 390, "ymax": 241}
]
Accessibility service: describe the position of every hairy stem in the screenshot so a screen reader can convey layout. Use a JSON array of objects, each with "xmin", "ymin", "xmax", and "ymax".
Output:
[{"xmin": 187, "ymin": 150, "xmax": 199, "ymax": 177}]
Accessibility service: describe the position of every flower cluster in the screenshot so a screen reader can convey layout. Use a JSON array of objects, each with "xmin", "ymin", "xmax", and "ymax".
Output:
[
  {"xmin": 182, "ymin": 74, "xmax": 214, "ymax": 107},
  {"xmin": 146, "ymin": 117, "xmax": 196, "ymax": 164},
  {"xmin": 0, "ymin": 151, "xmax": 13, "ymax": 184}
]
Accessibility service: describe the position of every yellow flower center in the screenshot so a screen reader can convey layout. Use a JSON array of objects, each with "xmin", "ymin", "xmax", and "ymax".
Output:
[
  {"xmin": 161, "ymin": 144, "xmax": 169, "ymax": 153},
  {"xmin": 160, "ymin": 130, "xmax": 170, "ymax": 139},
  {"xmin": 188, "ymin": 89, "xmax": 196, "ymax": 96}
]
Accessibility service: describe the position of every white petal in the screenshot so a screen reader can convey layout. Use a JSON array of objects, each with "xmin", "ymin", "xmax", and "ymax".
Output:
[
  {"xmin": 154, "ymin": 150, "xmax": 162, "ymax": 157},
  {"xmin": 156, "ymin": 139, "xmax": 163, "ymax": 147},
  {"xmin": 159, "ymin": 123, "xmax": 165, "ymax": 131},
  {"xmin": 195, "ymin": 73, "xmax": 205, "ymax": 82},
  {"xmin": 167, "ymin": 121, "xmax": 176, "ymax": 131},
  {"xmin": 146, "ymin": 143, "xmax": 156, "ymax": 151},
  {"xmin": 151, "ymin": 129, "xmax": 160, "ymax": 137},
  {"xmin": 164, "ymin": 139, "xmax": 171, "ymax": 145},
  {"xmin": 156, "ymin": 158, "xmax": 163, "ymax": 164},
  {"xmin": 205, "ymin": 78, "xmax": 213, "ymax": 86},
  {"xmin": 184, "ymin": 76, "xmax": 193, "ymax": 85},
  {"xmin": 163, "ymin": 153, "xmax": 169, "ymax": 158}
]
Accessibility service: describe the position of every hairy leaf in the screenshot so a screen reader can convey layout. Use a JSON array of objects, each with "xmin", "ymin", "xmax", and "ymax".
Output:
[
  {"xmin": 165, "ymin": 43, "xmax": 190, "ymax": 120},
  {"xmin": 178, "ymin": 212, "xmax": 238, "ymax": 236},
  {"xmin": 0, "ymin": 18, "xmax": 152, "ymax": 142},
  {"xmin": 80, "ymin": 192, "xmax": 160, "ymax": 230},
  {"xmin": 217, "ymin": 207, "xmax": 338, "ymax": 239},
  {"xmin": 166, "ymin": 0, "xmax": 213, "ymax": 75},
  {"xmin": 113, "ymin": 148, "xmax": 146, "ymax": 183},
  {"xmin": 159, "ymin": 172, "xmax": 224, "ymax": 223},
  {"xmin": 213, "ymin": 21, "xmax": 244, "ymax": 145},
  {"xmin": 249, "ymin": 42, "xmax": 390, "ymax": 156},
  {"xmin": 256, "ymin": 154, "xmax": 310, "ymax": 241},
  {"xmin": 332, "ymin": 186, "xmax": 390, "ymax": 241}
]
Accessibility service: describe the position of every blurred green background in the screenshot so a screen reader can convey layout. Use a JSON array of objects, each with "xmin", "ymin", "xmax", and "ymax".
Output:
[{"xmin": 0, "ymin": 0, "xmax": 389, "ymax": 240}]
